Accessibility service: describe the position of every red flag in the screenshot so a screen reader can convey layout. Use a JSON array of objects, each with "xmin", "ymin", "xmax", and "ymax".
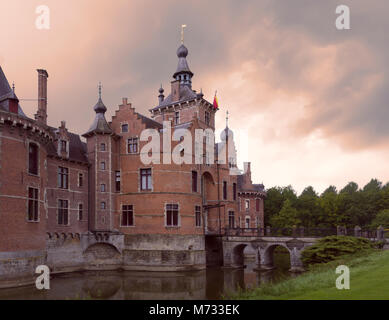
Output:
[{"xmin": 213, "ymin": 92, "xmax": 219, "ymax": 110}]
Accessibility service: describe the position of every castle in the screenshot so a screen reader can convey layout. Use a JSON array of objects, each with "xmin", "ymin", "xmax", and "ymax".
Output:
[{"xmin": 0, "ymin": 40, "xmax": 266, "ymax": 288}]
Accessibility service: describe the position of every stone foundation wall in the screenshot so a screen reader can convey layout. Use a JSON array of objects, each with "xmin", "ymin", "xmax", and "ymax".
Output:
[{"xmin": 0, "ymin": 233, "xmax": 206, "ymax": 288}]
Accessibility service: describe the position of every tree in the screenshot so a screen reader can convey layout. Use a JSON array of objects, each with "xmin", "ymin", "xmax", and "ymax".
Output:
[
  {"xmin": 296, "ymin": 186, "xmax": 320, "ymax": 228},
  {"xmin": 370, "ymin": 209, "xmax": 389, "ymax": 229},
  {"xmin": 270, "ymin": 199, "xmax": 301, "ymax": 229},
  {"xmin": 318, "ymin": 186, "xmax": 338, "ymax": 228}
]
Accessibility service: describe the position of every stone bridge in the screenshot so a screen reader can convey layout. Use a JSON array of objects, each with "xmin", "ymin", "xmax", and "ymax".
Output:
[
  {"xmin": 221, "ymin": 225, "xmax": 388, "ymax": 272},
  {"xmin": 222, "ymin": 236, "xmax": 317, "ymax": 272}
]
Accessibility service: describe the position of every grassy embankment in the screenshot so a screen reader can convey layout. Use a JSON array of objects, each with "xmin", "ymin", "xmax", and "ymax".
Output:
[{"xmin": 232, "ymin": 249, "xmax": 389, "ymax": 300}]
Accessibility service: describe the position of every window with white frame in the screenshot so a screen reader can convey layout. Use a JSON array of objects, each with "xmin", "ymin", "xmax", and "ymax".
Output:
[
  {"xmin": 245, "ymin": 199, "xmax": 250, "ymax": 210},
  {"xmin": 121, "ymin": 123, "xmax": 128, "ymax": 133},
  {"xmin": 122, "ymin": 205, "xmax": 134, "ymax": 226},
  {"xmin": 128, "ymin": 137, "xmax": 138, "ymax": 154},
  {"xmin": 166, "ymin": 203, "xmax": 179, "ymax": 227}
]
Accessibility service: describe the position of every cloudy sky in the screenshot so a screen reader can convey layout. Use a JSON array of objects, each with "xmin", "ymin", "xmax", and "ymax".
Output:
[{"xmin": 1, "ymin": 0, "xmax": 388, "ymax": 194}]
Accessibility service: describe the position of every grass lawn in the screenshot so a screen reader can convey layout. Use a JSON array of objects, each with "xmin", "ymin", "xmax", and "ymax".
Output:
[{"xmin": 232, "ymin": 250, "xmax": 389, "ymax": 300}]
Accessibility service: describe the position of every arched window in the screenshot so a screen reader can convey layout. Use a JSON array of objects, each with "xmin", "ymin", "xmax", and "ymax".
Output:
[{"xmin": 28, "ymin": 143, "xmax": 38, "ymax": 175}]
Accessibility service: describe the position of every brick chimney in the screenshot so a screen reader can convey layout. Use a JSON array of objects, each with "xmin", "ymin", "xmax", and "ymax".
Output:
[
  {"xmin": 171, "ymin": 80, "xmax": 180, "ymax": 102},
  {"xmin": 35, "ymin": 69, "xmax": 48, "ymax": 125}
]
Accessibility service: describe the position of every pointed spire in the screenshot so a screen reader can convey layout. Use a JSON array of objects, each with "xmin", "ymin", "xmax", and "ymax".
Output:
[
  {"xmin": 94, "ymin": 82, "xmax": 107, "ymax": 114},
  {"xmin": 83, "ymin": 82, "xmax": 112, "ymax": 137},
  {"xmin": 173, "ymin": 26, "xmax": 193, "ymax": 88}
]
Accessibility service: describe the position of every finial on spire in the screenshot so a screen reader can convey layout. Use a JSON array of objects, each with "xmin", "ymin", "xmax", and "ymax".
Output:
[
  {"xmin": 12, "ymin": 82, "xmax": 15, "ymax": 93},
  {"xmin": 98, "ymin": 82, "xmax": 102, "ymax": 99},
  {"xmin": 181, "ymin": 24, "xmax": 187, "ymax": 44},
  {"xmin": 226, "ymin": 110, "xmax": 229, "ymax": 128}
]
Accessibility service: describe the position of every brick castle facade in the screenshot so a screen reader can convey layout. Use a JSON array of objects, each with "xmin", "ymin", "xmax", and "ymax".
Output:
[{"xmin": 0, "ymin": 42, "xmax": 266, "ymax": 288}]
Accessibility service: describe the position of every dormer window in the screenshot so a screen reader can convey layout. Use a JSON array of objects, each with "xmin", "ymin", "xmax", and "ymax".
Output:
[{"xmin": 60, "ymin": 140, "xmax": 67, "ymax": 152}]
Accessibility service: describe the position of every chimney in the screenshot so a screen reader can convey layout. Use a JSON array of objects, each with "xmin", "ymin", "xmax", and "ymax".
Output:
[
  {"xmin": 243, "ymin": 162, "xmax": 252, "ymax": 186},
  {"xmin": 171, "ymin": 80, "xmax": 180, "ymax": 102},
  {"xmin": 35, "ymin": 69, "xmax": 48, "ymax": 125}
]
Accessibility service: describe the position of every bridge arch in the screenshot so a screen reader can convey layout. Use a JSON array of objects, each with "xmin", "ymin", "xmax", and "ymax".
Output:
[{"xmin": 259, "ymin": 244, "xmax": 291, "ymax": 271}]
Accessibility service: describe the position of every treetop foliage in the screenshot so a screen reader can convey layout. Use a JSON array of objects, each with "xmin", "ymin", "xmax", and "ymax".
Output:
[{"xmin": 264, "ymin": 178, "xmax": 389, "ymax": 229}]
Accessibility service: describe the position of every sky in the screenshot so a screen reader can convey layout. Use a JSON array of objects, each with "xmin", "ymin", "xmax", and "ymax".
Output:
[{"xmin": 0, "ymin": 0, "xmax": 388, "ymax": 195}]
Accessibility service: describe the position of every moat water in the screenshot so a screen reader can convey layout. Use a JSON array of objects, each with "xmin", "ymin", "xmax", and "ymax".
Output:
[{"xmin": 0, "ymin": 252, "xmax": 293, "ymax": 300}]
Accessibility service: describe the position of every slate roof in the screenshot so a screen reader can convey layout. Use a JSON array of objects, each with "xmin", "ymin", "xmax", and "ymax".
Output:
[
  {"xmin": 136, "ymin": 112, "xmax": 163, "ymax": 129},
  {"xmin": 151, "ymin": 85, "xmax": 199, "ymax": 111},
  {"xmin": 0, "ymin": 66, "xmax": 27, "ymax": 117},
  {"xmin": 83, "ymin": 97, "xmax": 113, "ymax": 137},
  {"xmin": 47, "ymin": 127, "xmax": 88, "ymax": 163},
  {"xmin": 173, "ymin": 44, "xmax": 193, "ymax": 78}
]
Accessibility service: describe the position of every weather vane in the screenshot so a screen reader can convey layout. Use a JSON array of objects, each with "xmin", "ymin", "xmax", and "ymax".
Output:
[{"xmin": 181, "ymin": 24, "xmax": 187, "ymax": 44}]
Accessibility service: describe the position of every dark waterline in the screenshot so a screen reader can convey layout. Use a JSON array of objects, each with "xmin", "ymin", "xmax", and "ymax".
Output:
[{"xmin": 0, "ymin": 252, "xmax": 294, "ymax": 300}]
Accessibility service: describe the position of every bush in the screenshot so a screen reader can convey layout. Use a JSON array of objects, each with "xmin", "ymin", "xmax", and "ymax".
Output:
[{"xmin": 301, "ymin": 235, "xmax": 375, "ymax": 265}]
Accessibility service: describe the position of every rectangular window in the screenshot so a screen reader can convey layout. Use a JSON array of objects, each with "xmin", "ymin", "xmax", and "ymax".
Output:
[
  {"xmin": 127, "ymin": 137, "xmax": 138, "ymax": 154},
  {"xmin": 245, "ymin": 217, "xmax": 250, "ymax": 228},
  {"xmin": 195, "ymin": 205, "xmax": 201, "ymax": 227},
  {"xmin": 58, "ymin": 167, "xmax": 69, "ymax": 189},
  {"xmin": 101, "ymin": 202, "xmax": 106, "ymax": 210},
  {"xmin": 28, "ymin": 143, "xmax": 39, "ymax": 175},
  {"xmin": 61, "ymin": 140, "xmax": 67, "ymax": 152},
  {"xmin": 166, "ymin": 204, "xmax": 179, "ymax": 227},
  {"xmin": 58, "ymin": 199, "xmax": 69, "ymax": 225},
  {"xmin": 140, "ymin": 168, "xmax": 152, "ymax": 191},
  {"xmin": 78, "ymin": 203, "xmax": 83, "ymax": 221},
  {"xmin": 174, "ymin": 111, "xmax": 180, "ymax": 125},
  {"xmin": 115, "ymin": 171, "xmax": 121, "ymax": 192},
  {"xmin": 205, "ymin": 111, "xmax": 210, "ymax": 126},
  {"xmin": 256, "ymin": 198, "xmax": 260, "ymax": 212},
  {"xmin": 100, "ymin": 143, "xmax": 106, "ymax": 151},
  {"xmin": 122, "ymin": 205, "xmax": 134, "ymax": 226},
  {"xmin": 192, "ymin": 171, "xmax": 198, "ymax": 192},
  {"xmin": 100, "ymin": 162, "xmax": 106, "ymax": 170},
  {"xmin": 233, "ymin": 183, "xmax": 237, "ymax": 201},
  {"xmin": 223, "ymin": 181, "xmax": 227, "ymax": 200},
  {"xmin": 28, "ymin": 187, "xmax": 39, "ymax": 222},
  {"xmin": 121, "ymin": 124, "xmax": 128, "ymax": 133},
  {"xmin": 228, "ymin": 211, "xmax": 235, "ymax": 228},
  {"xmin": 101, "ymin": 184, "xmax": 106, "ymax": 192},
  {"xmin": 78, "ymin": 173, "xmax": 83, "ymax": 187}
]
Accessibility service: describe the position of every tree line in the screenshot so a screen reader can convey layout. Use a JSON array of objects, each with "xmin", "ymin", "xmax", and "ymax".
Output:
[{"xmin": 264, "ymin": 179, "xmax": 389, "ymax": 230}]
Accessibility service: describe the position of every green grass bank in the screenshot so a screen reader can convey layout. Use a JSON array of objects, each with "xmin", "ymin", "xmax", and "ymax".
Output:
[{"xmin": 232, "ymin": 249, "xmax": 389, "ymax": 300}]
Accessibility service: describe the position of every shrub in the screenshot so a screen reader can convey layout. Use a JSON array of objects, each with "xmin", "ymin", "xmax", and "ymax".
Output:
[{"xmin": 301, "ymin": 235, "xmax": 375, "ymax": 265}]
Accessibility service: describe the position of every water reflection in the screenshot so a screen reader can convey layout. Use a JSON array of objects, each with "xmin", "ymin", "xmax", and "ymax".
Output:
[{"xmin": 0, "ymin": 253, "xmax": 293, "ymax": 300}]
